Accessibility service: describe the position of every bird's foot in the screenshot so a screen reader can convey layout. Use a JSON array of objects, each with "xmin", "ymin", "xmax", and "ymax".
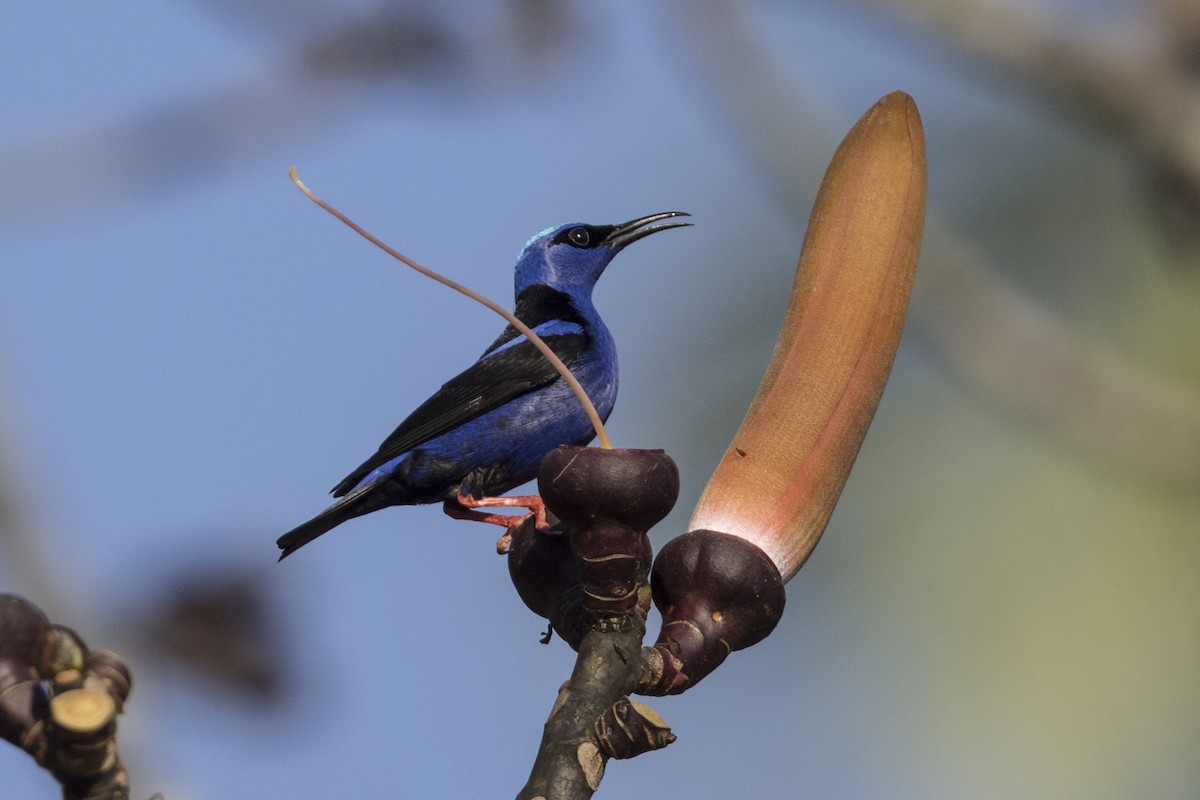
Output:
[{"xmin": 443, "ymin": 492, "xmax": 549, "ymax": 554}]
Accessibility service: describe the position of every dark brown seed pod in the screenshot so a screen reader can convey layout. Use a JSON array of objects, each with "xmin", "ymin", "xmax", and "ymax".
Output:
[
  {"xmin": 0, "ymin": 594, "xmax": 50, "ymax": 691},
  {"xmin": 641, "ymin": 530, "xmax": 785, "ymax": 695},
  {"xmin": 506, "ymin": 514, "xmax": 587, "ymax": 649},
  {"xmin": 537, "ymin": 446, "xmax": 679, "ymax": 617},
  {"xmin": 507, "ymin": 513, "xmax": 574, "ymax": 622},
  {"xmin": 538, "ymin": 446, "xmax": 679, "ymax": 532},
  {"xmin": 0, "ymin": 680, "xmax": 38, "ymax": 749}
]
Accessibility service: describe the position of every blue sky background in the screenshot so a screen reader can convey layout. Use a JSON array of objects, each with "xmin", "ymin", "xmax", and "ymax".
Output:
[{"xmin": 2, "ymin": 1, "xmax": 1198, "ymax": 798}]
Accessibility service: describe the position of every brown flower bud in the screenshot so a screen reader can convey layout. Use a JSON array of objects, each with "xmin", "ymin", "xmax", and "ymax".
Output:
[
  {"xmin": 690, "ymin": 90, "xmax": 925, "ymax": 581},
  {"xmin": 644, "ymin": 92, "xmax": 926, "ymax": 695}
]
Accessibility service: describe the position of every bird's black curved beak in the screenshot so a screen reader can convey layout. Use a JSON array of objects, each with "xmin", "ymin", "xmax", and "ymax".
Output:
[{"xmin": 603, "ymin": 211, "xmax": 691, "ymax": 251}]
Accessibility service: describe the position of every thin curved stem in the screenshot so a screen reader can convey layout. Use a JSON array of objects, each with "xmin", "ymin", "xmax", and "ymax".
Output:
[{"xmin": 288, "ymin": 168, "xmax": 612, "ymax": 449}]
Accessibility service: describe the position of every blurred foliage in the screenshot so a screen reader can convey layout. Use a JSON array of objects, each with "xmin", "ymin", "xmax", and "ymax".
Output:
[{"xmin": 0, "ymin": 1, "xmax": 1196, "ymax": 798}]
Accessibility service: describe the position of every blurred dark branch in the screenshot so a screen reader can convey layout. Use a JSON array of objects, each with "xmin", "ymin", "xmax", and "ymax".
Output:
[
  {"xmin": 0, "ymin": 369, "xmax": 280, "ymax": 699},
  {"xmin": 869, "ymin": 0, "xmax": 1200, "ymax": 221},
  {"xmin": 667, "ymin": 0, "xmax": 836, "ymax": 203},
  {"xmin": 0, "ymin": 2, "xmax": 575, "ymax": 231},
  {"xmin": 141, "ymin": 569, "xmax": 281, "ymax": 699},
  {"xmin": 666, "ymin": 0, "xmax": 1200, "ymax": 492},
  {"xmin": 918, "ymin": 216, "xmax": 1200, "ymax": 488},
  {"xmin": 1, "ymin": 61, "xmax": 404, "ymax": 232},
  {"xmin": 295, "ymin": 8, "xmax": 452, "ymax": 75}
]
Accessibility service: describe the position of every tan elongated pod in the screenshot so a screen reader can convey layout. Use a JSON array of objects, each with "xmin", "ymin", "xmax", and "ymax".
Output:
[{"xmin": 643, "ymin": 91, "xmax": 927, "ymax": 695}]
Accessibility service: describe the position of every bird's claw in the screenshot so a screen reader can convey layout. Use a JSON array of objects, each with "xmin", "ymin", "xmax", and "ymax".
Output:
[{"xmin": 444, "ymin": 492, "xmax": 548, "ymax": 555}]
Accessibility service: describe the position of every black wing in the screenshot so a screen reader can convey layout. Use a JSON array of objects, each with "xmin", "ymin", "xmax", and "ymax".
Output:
[{"xmin": 331, "ymin": 332, "xmax": 586, "ymax": 496}]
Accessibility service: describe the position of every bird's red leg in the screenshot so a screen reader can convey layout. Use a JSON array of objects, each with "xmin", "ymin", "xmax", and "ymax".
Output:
[{"xmin": 443, "ymin": 492, "xmax": 548, "ymax": 553}]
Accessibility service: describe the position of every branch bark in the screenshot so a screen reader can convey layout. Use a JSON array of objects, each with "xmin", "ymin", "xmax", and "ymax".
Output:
[{"xmin": 517, "ymin": 612, "xmax": 648, "ymax": 799}]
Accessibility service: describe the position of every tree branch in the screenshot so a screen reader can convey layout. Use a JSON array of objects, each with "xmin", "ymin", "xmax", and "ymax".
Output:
[
  {"xmin": 517, "ymin": 612, "xmax": 649, "ymax": 799},
  {"xmin": 512, "ymin": 447, "xmax": 680, "ymax": 798}
]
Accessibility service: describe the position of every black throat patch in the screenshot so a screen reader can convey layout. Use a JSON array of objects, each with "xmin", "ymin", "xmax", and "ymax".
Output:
[{"xmin": 483, "ymin": 285, "xmax": 587, "ymax": 354}]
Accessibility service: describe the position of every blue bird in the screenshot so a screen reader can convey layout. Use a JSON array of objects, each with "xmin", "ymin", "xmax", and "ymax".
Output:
[{"xmin": 277, "ymin": 212, "xmax": 690, "ymax": 559}]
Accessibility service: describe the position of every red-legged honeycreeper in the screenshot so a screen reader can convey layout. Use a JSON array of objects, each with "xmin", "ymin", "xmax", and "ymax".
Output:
[{"xmin": 276, "ymin": 212, "xmax": 690, "ymax": 559}]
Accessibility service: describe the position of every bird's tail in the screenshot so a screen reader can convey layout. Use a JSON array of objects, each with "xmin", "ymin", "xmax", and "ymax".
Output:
[{"xmin": 276, "ymin": 484, "xmax": 384, "ymax": 561}]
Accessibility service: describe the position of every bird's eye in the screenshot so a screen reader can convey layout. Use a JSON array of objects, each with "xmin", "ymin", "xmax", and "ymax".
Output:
[{"xmin": 567, "ymin": 227, "xmax": 591, "ymax": 247}]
